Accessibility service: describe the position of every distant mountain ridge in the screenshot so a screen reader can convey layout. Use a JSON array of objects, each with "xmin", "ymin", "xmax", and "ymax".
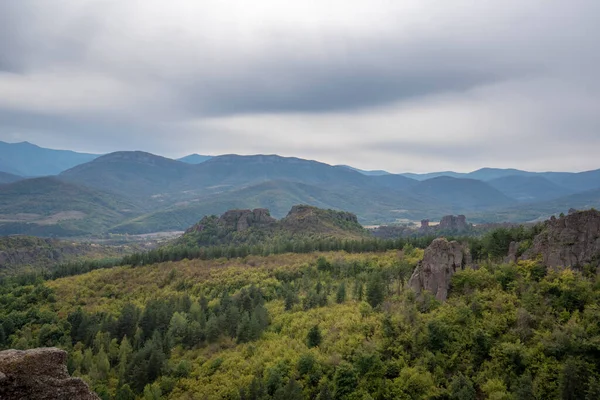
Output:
[
  {"xmin": 0, "ymin": 141, "xmax": 100, "ymax": 176},
  {"xmin": 0, "ymin": 171, "xmax": 23, "ymax": 184},
  {"xmin": 177, "ymin": 154, "xmax": 213, "ymax": 164},
  {"xmin": 0, "ymin": 142, "xmax": 599, "ymax": 236}
]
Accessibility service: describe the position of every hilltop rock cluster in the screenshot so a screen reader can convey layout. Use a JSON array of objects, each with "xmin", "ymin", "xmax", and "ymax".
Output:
[
  {"xmin": 408, "ymin": 238, "xmax": 471, "ymax": 301},
  {"xmin": 517, "ymin": 209, "xmax": 600, "ymax": 268},
  {"xmin": 218, "ymin": 208, "xmax": 276, "ymax": 232},
  {"xmin": 0, "ymin": 347, "xmax": 99, "ymax": 400},
  {"xmin": 185, "ymin": 208, "xmax": 276, "ymax": 234},
  {"xmin": 286, "ymin": 205, "xmax": 359, "ymax": 225}
]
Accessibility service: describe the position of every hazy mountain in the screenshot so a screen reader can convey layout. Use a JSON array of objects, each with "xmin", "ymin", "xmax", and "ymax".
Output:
[
  {"xmin": 177, "ymin": 154, "xmax": 213, "ymax": 164},
  {"xmin": 400, "ymin": 171, "xmax": 466, "ymax": 180},
  {"xmin": 0, "ymin": 141, "xmax": 99, "ymax": 176},
  {"xmin": 0, "ymin": 177, "xmax": 141, "ymax": 236},
  {"xmin": 487, "ymin": 175, "xmax": 574, "ymax": 202},
  {"xmin": 191, "ymin": 154, "xmax": 382, "ymax": 190},
  {"xmin": 337, "ymin": 165, "xmax": 391, "ymax": 176},
  {"xmin": 1, "ymin": 145, "xmax": 599, "ymax": 236},
  {"xmin": 60, "ymin": 151, "xmax": 194, "ymax": 206},
  {"xmin": 407, "ymin": 176, "xmax": 516, "ymax": 210},
  {"xmin": 0, "ymin": 171, "xmax": 23, "ymax": 184},
  {"xmin": 541, "ymin": 169, "xmax": 600, "ymax": 193},
  {"xmin": 466, "ymin": 168, "xmax": 534, "ymax": 181},
  {"xmin": 370, "ymin": 174, "xmax": 419, "ymax": 190},
  {"xmin": 59, "ymin": 152, "xmax": 390, "ymax": 207}
]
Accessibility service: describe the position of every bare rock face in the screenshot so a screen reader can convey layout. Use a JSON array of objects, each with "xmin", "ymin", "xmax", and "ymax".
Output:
[
  {"xmin": 438, "ymin": 215, "xmax": 468, "ymax": 232},
  {"xmin": 218, "ymin": 208, "xmax": 276, "ymax": 231},
  {"xmin": 419, "ymin": 219, "xmax": 430, "ymax": 233},
  {"xmin": 0, "ymin": 347, "xmax": 100, "ymax": 400},
  {"xmin": 521, "ymin": 210, "xmax": 600, "ymax": 269},
  {"xmin": 409, "ymin": 238, "xmax": 468, "ymax": 301},
  {"xmin": 505, "ymin": 241, "xmax": 521, "ymax": 264}
]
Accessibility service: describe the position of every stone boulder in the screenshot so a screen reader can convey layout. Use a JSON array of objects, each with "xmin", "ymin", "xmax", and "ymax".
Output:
[
  {"xmin": 0, "ymin": 347, "xmax": 100, "ymax": 400},
  {"xmin": 521, "ymin": 209, "xmax": 600, "ymax": 269},
  {"xmin": 409, "ymin": 238, "xmax": 468, "ymax": 301}
]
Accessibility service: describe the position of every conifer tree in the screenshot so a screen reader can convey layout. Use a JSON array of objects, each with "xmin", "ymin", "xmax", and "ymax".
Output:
[{"xmin": 307, "ymin": 325, "xmax": 322, "ymax": 348}]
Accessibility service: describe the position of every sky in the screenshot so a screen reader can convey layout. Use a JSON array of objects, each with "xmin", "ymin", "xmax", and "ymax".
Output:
[{"xmin": 0, "ymin": 0, "xmax": 599, "ymax": 173}]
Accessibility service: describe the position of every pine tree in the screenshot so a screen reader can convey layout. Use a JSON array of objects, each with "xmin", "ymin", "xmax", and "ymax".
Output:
[
  {"xmin": 118, "ymin": 336, "xmax": 132, "ymax": 381},
  {"xmin": 115, "ymin": 384, "xmax": 136, "ymax": 400},
  {"xmin": 336, "ymin": 282, "xmax": 346, "ymax": 304},
  {"xmin": 333, "ymin": 362, "xmax": 358, "ymax": 400},
  {"xmin": 236, "ymin": 312, "xmax": 252, "ymax": 343},
  {"xmin": 307, "ymin": 325, "xmax": 322, "ymax": 348},
  {"xmin": 366, "ymin": 274, "xmax": 385, "ymax": 308},
  {"xmin": 206, "ymin": 313, "xmax": 220, "ymax": 343},
  {"xmin": 586, "ymin": 376, "xmax": 600, "ymax": 400}
]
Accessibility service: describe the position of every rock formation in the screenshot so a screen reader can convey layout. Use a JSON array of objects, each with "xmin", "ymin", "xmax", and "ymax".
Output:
[
  {"xmin": 409, "ymin": 238, "xmax": 469, "ymax": 301},
  {"xmin": 419, "ymin": 219, "xmax": 431, "ymax": 234},
  {"xmin": 0, "ymin": 347, "xmax": 100, "ymax": 400},
  {"xmin": 438, "ymin": 215, "xmax": 467, "ymax": 232},
  {"xmin": 286, "ymin": 205, "xmax": 358, "ymax": 224},
  {"xmin": 520, "ymin": 209, "xmax": 600, "ymax": 269},
  {"xmin": 218, "ymin": 208, "xmax": 276, "ymax": 231},
  {"xmin": 186, "ymin": 208, "xmax": 277, "ymax": 234}
]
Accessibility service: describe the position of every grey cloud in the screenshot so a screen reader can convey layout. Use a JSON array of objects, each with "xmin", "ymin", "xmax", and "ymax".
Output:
[{"xmin": 0, "ymin": 0, "xmax": 599, "ymax": 172}]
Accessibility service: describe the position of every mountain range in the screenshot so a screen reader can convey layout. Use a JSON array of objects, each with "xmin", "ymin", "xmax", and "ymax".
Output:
[{"xmin": 0, "ymin": 141, "xmax": 599, "ymax": 236}]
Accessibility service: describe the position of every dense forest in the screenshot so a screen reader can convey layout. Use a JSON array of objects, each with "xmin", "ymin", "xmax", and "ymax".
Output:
[{"xmin": 1, "ymin": 216, "xmax": 599, "ymax": 399}]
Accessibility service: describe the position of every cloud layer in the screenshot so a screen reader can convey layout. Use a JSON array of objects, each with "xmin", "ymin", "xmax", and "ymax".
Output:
[{"xmin": 0, "ymin": 0, "xmax": 598, "ymax": 172}]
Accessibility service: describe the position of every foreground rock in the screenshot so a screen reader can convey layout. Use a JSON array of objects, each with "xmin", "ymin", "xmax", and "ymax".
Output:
[
  {"xmin": 409, "ymin": 238, "xmax": 470, "ymax": 301},
  {"xmin": 520, "ymin": 209, "xmax": 600, "ymax": 269},
  {"xmin": 0, "ymin": 347, "xmax": 100, "ymax": 400}
]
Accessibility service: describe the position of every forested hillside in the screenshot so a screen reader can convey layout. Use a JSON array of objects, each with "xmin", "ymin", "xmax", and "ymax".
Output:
[
  {"xmin": 1, "ymin": 211, "xmax": 599, "ymax": 399},
  {"xmin": 0, "ymin": 236, "xmax": 136, "ymax": 277}
]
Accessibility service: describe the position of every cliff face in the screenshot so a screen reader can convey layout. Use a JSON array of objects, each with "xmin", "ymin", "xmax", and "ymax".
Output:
[
  {"xmin": 218, "ymin": 208, "xmax": 276, "ymax": 232},
  {"xmin": 520, "ymin": 209, "xmax": 600, "ymax": 268},
  {"xmin": 409, "ymin": 238, "xmax": 470, "ymax": 302},
  {"xmin": 0, "ymin": 347, "xmax": 99, "ymax": 400},
  {"xmin": 438, "ymin": 215, "xmax": 467, "ymax": 232},
  {"xmin": 185, "ymin": 208, "xmax": 276, "ymax": 234}
]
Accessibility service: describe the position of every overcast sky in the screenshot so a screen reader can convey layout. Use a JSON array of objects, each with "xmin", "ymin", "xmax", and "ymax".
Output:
[{"xmin": 0, "ymin": 0, "xmax": 598, "ymax": 173}]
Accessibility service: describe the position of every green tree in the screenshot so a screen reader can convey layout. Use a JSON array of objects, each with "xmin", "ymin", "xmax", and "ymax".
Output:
[
  {"xmin": 274, "ymin": 378, "xmax": 303, "ymax": 400},
  {"xmin": 336, "ymin": 282, "xmax": 346, "ymax": 304},
  {"xmin": 307, "ymin": 325, "xmax": 322, "ymax": 348},
  {"xmin": 333, "ymin": 362, "xmax": 358, "ymax": 400},
  {"xmin": 366, "ymin": 274, "xmax": 385, "ymax": 308},
  {"xmin": 115, "ymin": 384, "xmax": 136, "ymax": 400},
  {"xmin": 118, "ymin": 336, "xmax": 133, "ymax": 380},
  {"xmin": 449, "ymin": 373, "xmax": 476, "ymax": 400},
  {"xmin": 586, "ymin": 376, "xmax": 600, "ymax": 400},
  {"xmin": 167, "ymin": 312, "xmax": 188, "ymax": 346},
  {"xmin": 236, "ymin": 312, "xmax": 252, "ymax": 344}
]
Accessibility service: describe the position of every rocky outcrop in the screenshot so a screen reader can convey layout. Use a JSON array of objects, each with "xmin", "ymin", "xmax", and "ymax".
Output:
[
  {"xmin": 286, "ymin": 205, "xmax": 358, "ymax": 224},
  {"xmin": 409, "ymin": 238, "xmax": 469, "ymax": 301},
  {"xmin": 0, "ymin": 347, "xmax": 100, "ymax": 400},
  {"xmin": 419, "ymin": 219, "xmax": 431, "ymax": 234},
  {"xmin": 438, "ymin": 215, "xmax": 467, "ymax": 232},
  {"xmin": 218, "ymin": 208, "xmax": 276, "ymax": 232},
  {"xmin": 505, "ymin": 241, "xmax": 521, "ymax": 264},
  {"xmin": 521, "ymin": 210, "xmax": 600, "ymax": 269}
]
